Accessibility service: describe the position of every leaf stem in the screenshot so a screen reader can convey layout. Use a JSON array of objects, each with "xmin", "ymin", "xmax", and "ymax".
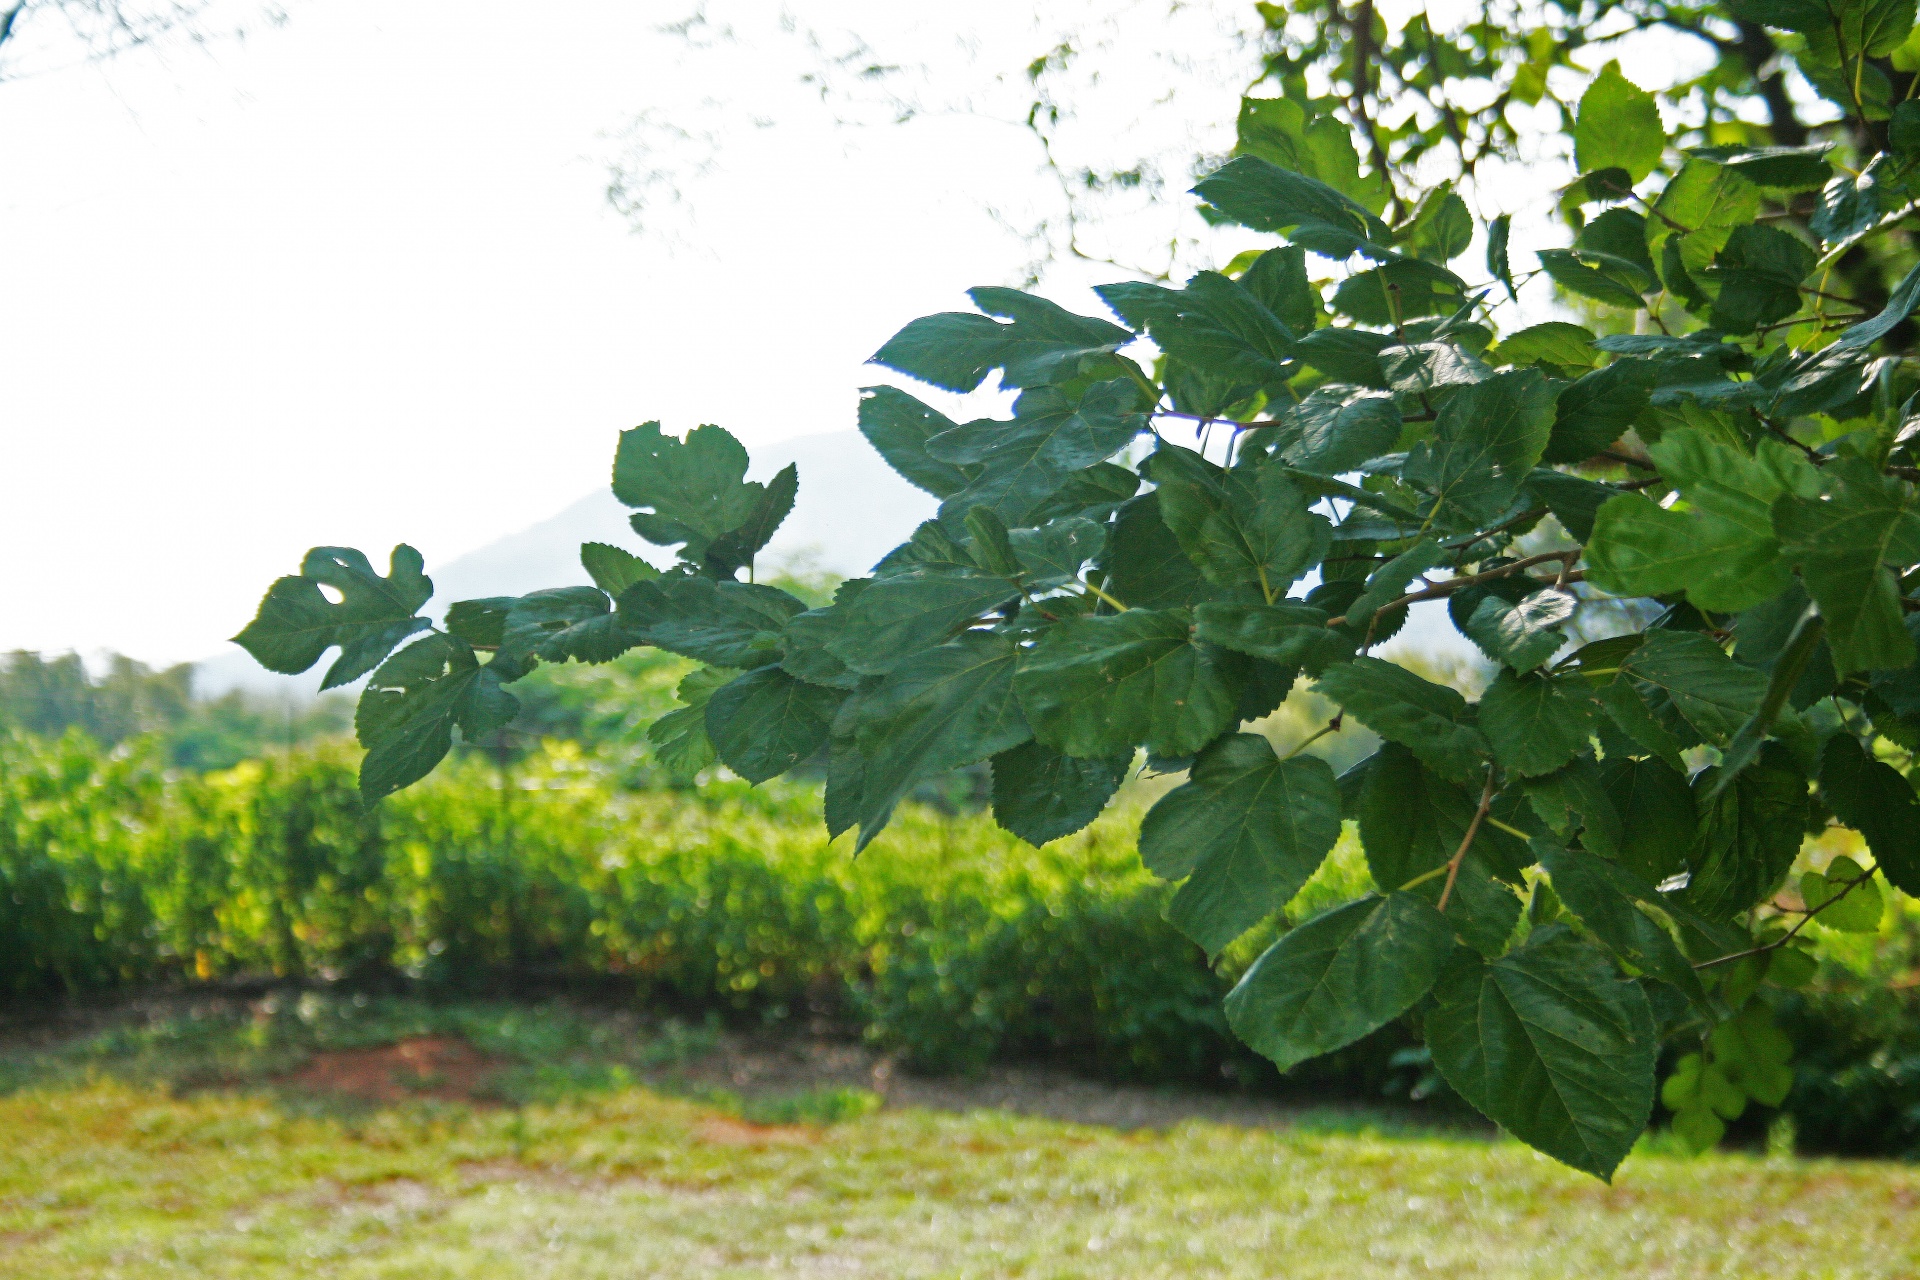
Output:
[
  {"xmin": 1282, "ymin": 715, "xmax": 1343, "ymax": 760},
  {"xmin": 1322, "ymin": 550, "xmax": 1582, "ymax": 627},
  {"xmin": 1080, "ymin": 580, "xmax": 1131, "ymax": 613}
]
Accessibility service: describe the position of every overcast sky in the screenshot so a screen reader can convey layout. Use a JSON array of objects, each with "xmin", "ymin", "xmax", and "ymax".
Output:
[{"xmin": 3, "ymin": 0, "xmax": 1688, "ymax": 667}]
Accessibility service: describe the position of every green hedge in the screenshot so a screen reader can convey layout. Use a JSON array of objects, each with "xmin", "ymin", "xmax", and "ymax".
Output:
[{"xmin": 5, "ymin": 729, "xmax": 1920, "ymax": 1154}]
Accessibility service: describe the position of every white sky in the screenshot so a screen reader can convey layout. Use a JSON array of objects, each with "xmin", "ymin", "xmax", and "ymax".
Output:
[{"xmin": 2, "ymin": 0, "xmax": 1695, "ymax": 667}]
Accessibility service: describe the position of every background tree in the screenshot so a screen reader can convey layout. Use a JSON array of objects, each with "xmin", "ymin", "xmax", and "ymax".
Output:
[{"xmin": 236, "ymin": 0, "xmax": 1920, "ymax": 1181}]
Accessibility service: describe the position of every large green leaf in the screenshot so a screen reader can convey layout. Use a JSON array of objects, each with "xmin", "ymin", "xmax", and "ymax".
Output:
[
  {"xmin": 779, "ymin": 580, "xmax": 868, "ymax": 690},
  {"xmin": 927, "ymin": 380, "xmax": 1146, "ymax": 477},
  {"xmin": 1819, "ymin": 734, "xmax": 1920, "ymax": 896},
  {"xmin": 988, "ymin": 741, "xmax": 1131, "ymax": 846},
  {"xmin": 613, "ymin": 423, "xmax": 790, "ymax": 571},
  {"xmin": 1476, "ymin": 670, "xmax": 1598, "ymax": 777},
  {"xmin": 1574, "ymin": 62, "xmax": 1665, "ymax": 184},
  {"xmin": 1312, "ymin": 656, "xmax": 1490, "ymax": 785},
  {"xmin": 1586, "ymin": 431, "xmax": 1808, "ymax": 612},
  {"xmin": 1543, "ymin": 360, "xmax": 1653, "ymax": 463},
  {"xmin": 1138, "ymin": 735, "xmax": 1342, "ymax": 955},
  {"xmin": 1774, "ymin": 458, "xmax": 1920, "ymax": 674},
  {"xmin": 1225, "ymin": 892, "xmax": 1455, "ymax": 1071},
  {"xmin": 856, "ymin": 386, "xmax": 980, "ymax": 498},
  {"xmin": 1264, "ymin": 389, "xmax": 1403, "ymax": 476},
  {"xmin": 501, "ymin": 587, "xmax": 633, "ymax": 664},
  {"xmin": 1193, "ymin": 601, "xmax": 1351, "ymax": 672},
  {"xmin": 1016, "ymin": 608, "xmax": 1239, "ymax": 759},
  {"xmin": 233, "ymin": 545, "xmax": 432, "ymax": 690},
  {"xmin": 1427, "ymin": 926, "xmax": 1658, "ymax": 1180},
  {"xmin": 620, "ymin": 575, "xmax": 806, "ymax": 669},
  {"xmin": 1193, "ymin": 154, "xmax": 1393, "ymax": 245},
  {"xmin": 1619, "ymin": 630, "xmax": 1768, "ymax": 745},
  {"xmin": 1403, "ymin": 369, "xmax": 1558, "ymax": 529},
  {"xmin": 646, "ymin": 665, "xmax": 738, "ymax": 780},
  {"xmin": 1536, "ymin": 841, "xmax": 1708, "ymax": 1006},
  {"xmin": 1461, "ymin": 586, "xmax": 1576, "ymax": 672},
  {"xmin": 1147, "ymin": 446, "xmax": 1331, "ymax": 596},
  {"xmin": 826, "ymin": 568, "xmax": 1016, "ymax": 676},
  {"xmin": 1098, "ymin": 272, "xmax": 1298, "ymax": 391},
  {"xmin": 1330, "ymin": 259, "xmax": 1470, "ymax": 325},
  {"xmin": 870, "ymin": 287, "xmax": 1131, "ymax": 392},
  {"xmin": 1681, "ymin": 743, "xmax": 1810, "ymax": 918},
  {"xmin": 851, "ymin": 630, "xmax": 1032, "ymax": 849},
  {"xmin": 579, "ymin": 543, "xmax": 657, "ymax": 596},
  {"xmin": 1101, "ymin": 492, "xmax": 1217, "ymax": 610},
  {"xmin": 703, "ymin": 665, "xmax": 844, "ymax": 784},
  {"xmin": 1343, "ymin": 539, "xmax": 1446, "ymax": 630},
  {"xmin": 353, "ymin": 633, "xmax": 519, "ymax": 801},
  {"xmin": 1600, "ymin": 756, "xmax": 1697, "ymax": 884},
  {"xmin": 1522, "ymin": 758, "xmax": 1623, "ymax": 859}
]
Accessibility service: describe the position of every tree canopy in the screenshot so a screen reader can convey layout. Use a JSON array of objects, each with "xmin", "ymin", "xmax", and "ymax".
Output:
[{"xmin": 236, "ymin": 1, "xmax": 1920, "ymax": 1179}]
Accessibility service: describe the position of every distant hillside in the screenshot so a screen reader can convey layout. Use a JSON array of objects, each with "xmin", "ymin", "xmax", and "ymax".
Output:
[{"xmin": 197, "ymin": 430, "xmax": 937, "ymax": 696}]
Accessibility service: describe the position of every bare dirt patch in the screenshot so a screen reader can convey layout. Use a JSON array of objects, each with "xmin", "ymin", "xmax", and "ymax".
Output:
[
  {"xmin": 692, "ymin": 1116, "xmax": 820, "ymax": 1147},
  {"xmin": 278, "ymin": 1036, "xmax": 505, "ymax": 1105}
]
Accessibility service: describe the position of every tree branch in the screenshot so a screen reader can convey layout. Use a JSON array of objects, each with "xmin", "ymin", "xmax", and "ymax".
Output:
[
  {"xmin": 1323, "ymin": 551, "xmax": 1583, "ymax": 627},
  {"xmin": 1437, "ymin": 766, "xmax": 1498, "ymax": 912}
]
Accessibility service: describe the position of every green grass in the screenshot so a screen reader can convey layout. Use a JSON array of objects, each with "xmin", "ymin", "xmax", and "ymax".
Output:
[{"xmin": 1, "ymin": 1003, "xmax": 1917, "ymax": 1278}]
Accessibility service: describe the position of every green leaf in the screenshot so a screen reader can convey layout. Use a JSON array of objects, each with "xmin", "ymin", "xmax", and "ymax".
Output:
[
  {"xmin": 1536, "ymin": 841, "xmax": 1708, "ymax": 1007},
  {"xmin": 1461, "ymin": 586, "xmax": 1576, "ymax": 672},
  {"xmin": 1490, "ymin": 322, "xmax": 1598, "ymax": 372},
  {"xmin": 1801, "ymin": 854, "xmax": 1885, "ymax": 933},
  {"xmin": 1146, "ymin": 446, "xmax": 1332, "ymax": 595},
  {"xmin": 580, "ymin": 543, "xmax": 658, "ymax": 595},
  {"xmin": 1343, "ymin": 539, "xmax": 1446, "ymax": 630},
  {"xmin": 1544, "ymin": 359, "xmax": 1653, "ymax": 463},
  {"xmin": 1330, "ymin": 259, "xmax": 1470, "ymax": 325},
  {"xmin": 1100, "ymin": 492, "xmax": 1215, "ymax": 610},
  {"xmin": 1587, "ymin": 431, "xmax": 1809, "ymax": 613},
  {"xmin": 1403, "ymin": 369, "xmax": 1559, "ymax": 529},
  {"xmin": 928, "ymin": 380, "xmax": 1146, "ymax": 476},
  {"xmin": 1774, "ymin": 458, "xmax": 1920, "ymax": 674},
  {"xmin": 233, "ymin": 545, "xmax": 432, "ymax": 690},
  {"xmin": 826, "ymin": 568, "xmax": 1016, "ymax": 676},
  {"xmin": 851, "ymin": 631, "xmax": 1031, "ymax": 849},
  {"xmin": 1351, "ymin": 744, "xmax": 1524, "ymax": 955},
  {"xmin": 620, "ymin": 574, "xmax": 807, "ymax": 669},
  {"xmin": 1706, "ymin": 225, "xmax": 1816, "ymax": 334},
  {"xmin": 1487, "ymin": 213, "xmax": 1515, "ymax": 297},
  {"xmin": 870, "ymin": 287, "xmax": 1131, "ymax": 392},
  {"xmin": 989, "ymin": 741, "xmax": 1131, "ymax": 846},
  {"xmin": 1097, "ymin": 273, "xmax": 1298, "ymax": 392},
  {"xmin": 1818, "ymin": 734, "xmax": 1920, "ymax": 896},
  {"xmin": 1225, "ymin": 891, "xmax": 1455, "ymax": 1071},
  {"xmin": 1692, "ymin": 144, "xmax": 1833, "ymax": 192},
  {"xmin": 501, "ymin": 587, "xmax": 634, "ymax": 664},
  {"xmin": 1194, "ymin": 154, "xmax": 1393, "ymax": 245},
  {"xmin": 1522, "ymin": 758, "xmax": 1623, "ymax": 859},
  {"xmin": 1238, "ymin": 245, "xmax": 1321, "ymax": 333},
  {"xmin": 856, "ymin": 386, "xmax": 980, "ymax": 498},
  {"xmin": 1600, "ymin": 756, "xmax": 1697, "ymax": 885},
  {"xmin": 1682, "ymin": 744, "xmax": 1809, "ymax": 919},
  {"xmin": 613, "ymin": 423, "xmax": 786, "ymax": 570},
  {"xmin": 1009, "ymin": 518, "xmax": 1105, "ymax": 589},
  {"xmin": 353, "ymin": 633, "xmax": 519, "ymax": 801},
  {"xmin": 1027, "ymin": 462, "xmax": 1141, "ymax": 525},
  {"xmin": 1710, "ymin": 1002, "xmax": 1794, "ymax": 1107},
  {"xmin": 705, "ymin": 463, "xmax": 798, "ymax": 577},
  {"xmin": 779, "ymin": 580, "xmax": 869, "ymax": 690},
  {"xmin": 1619, "ymin": 630, "xmax": 1768, "ymax": 745},
  {"xmin": 1396, "ymin": 184, "xmax": 1474, "ymax": 262},
  {"xmin": 1313, "ymin": 656, "xmax": 1490, "ymax": 785},
  {"xmin": 1138, "ymin": 734, "xmax": 1343, "ymax": 954},
  {"xmin": 1193, "ymin": 601, "xmax": 1351, "ymax": 672},
  {"xmin": 443, "ymin": 597, "xmax": 515, "ymax": 650},
  {"xmin": 1016, "ymin": 607, "xmax": 1239, "ymax": 759},
  {"xmin": 646, "ymin": 665, "xmax": 738, "ymax": 780},
  {"xmin": 1263, "ymin": 390, "xmax": 1402, "ymax": 476},
  {"xmin": 1477, "ymin": 670, "xmax": 1598, "ymax": 777},
  {"xmin": 1574, "ymin": 62, "xmax": 1665, "ymax": 184},
  {"xmin": 1832, "ymin": 260, "xmax": 1920, "ymax": 349},
  {"xmin": 704, "ymin": 665, "xmax": 845, "ymax": 784},
  {"xmin": 1426, "ymin": 926, "xmax": 1658, "ymax": 1180},
  {"xmin": 1536, "ymin": 249, "xmax": 1651, "ymax": 310},
  {"xmin": 1295, "ymin": 327, "xmax": 1392, "ymax": 387},
  {"xmin": 1525, "ymin": 471, "xmax": 1616, "ymax": 543},
  {"xmin": 1648, "ymin": 161, "xmax": 1762, "ymax": 267}
]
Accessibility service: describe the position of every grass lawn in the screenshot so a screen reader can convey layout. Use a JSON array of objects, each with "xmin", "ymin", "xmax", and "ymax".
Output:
[{"xmin": 2, "ymin": 999, "xmax": 1917, "ymax": 1279}]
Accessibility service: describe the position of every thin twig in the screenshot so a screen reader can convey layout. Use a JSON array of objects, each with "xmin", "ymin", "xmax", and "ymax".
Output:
[
  {"xmin": 1323, "ymin": 551, "xmax": 1583, "ymax": 627},
  {"xmin": 1437, "ymin": 767, "xmax": 1499, "ymax": 912},
  {"xmin": 1693, "ymin": 866, "xmax": 1878, "ymax": 970}
]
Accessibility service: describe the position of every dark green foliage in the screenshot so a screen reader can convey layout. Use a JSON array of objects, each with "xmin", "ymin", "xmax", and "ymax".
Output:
[{"xmin": 231, "ymin": 28, "xmax": 1920, "ymax": 1176}]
